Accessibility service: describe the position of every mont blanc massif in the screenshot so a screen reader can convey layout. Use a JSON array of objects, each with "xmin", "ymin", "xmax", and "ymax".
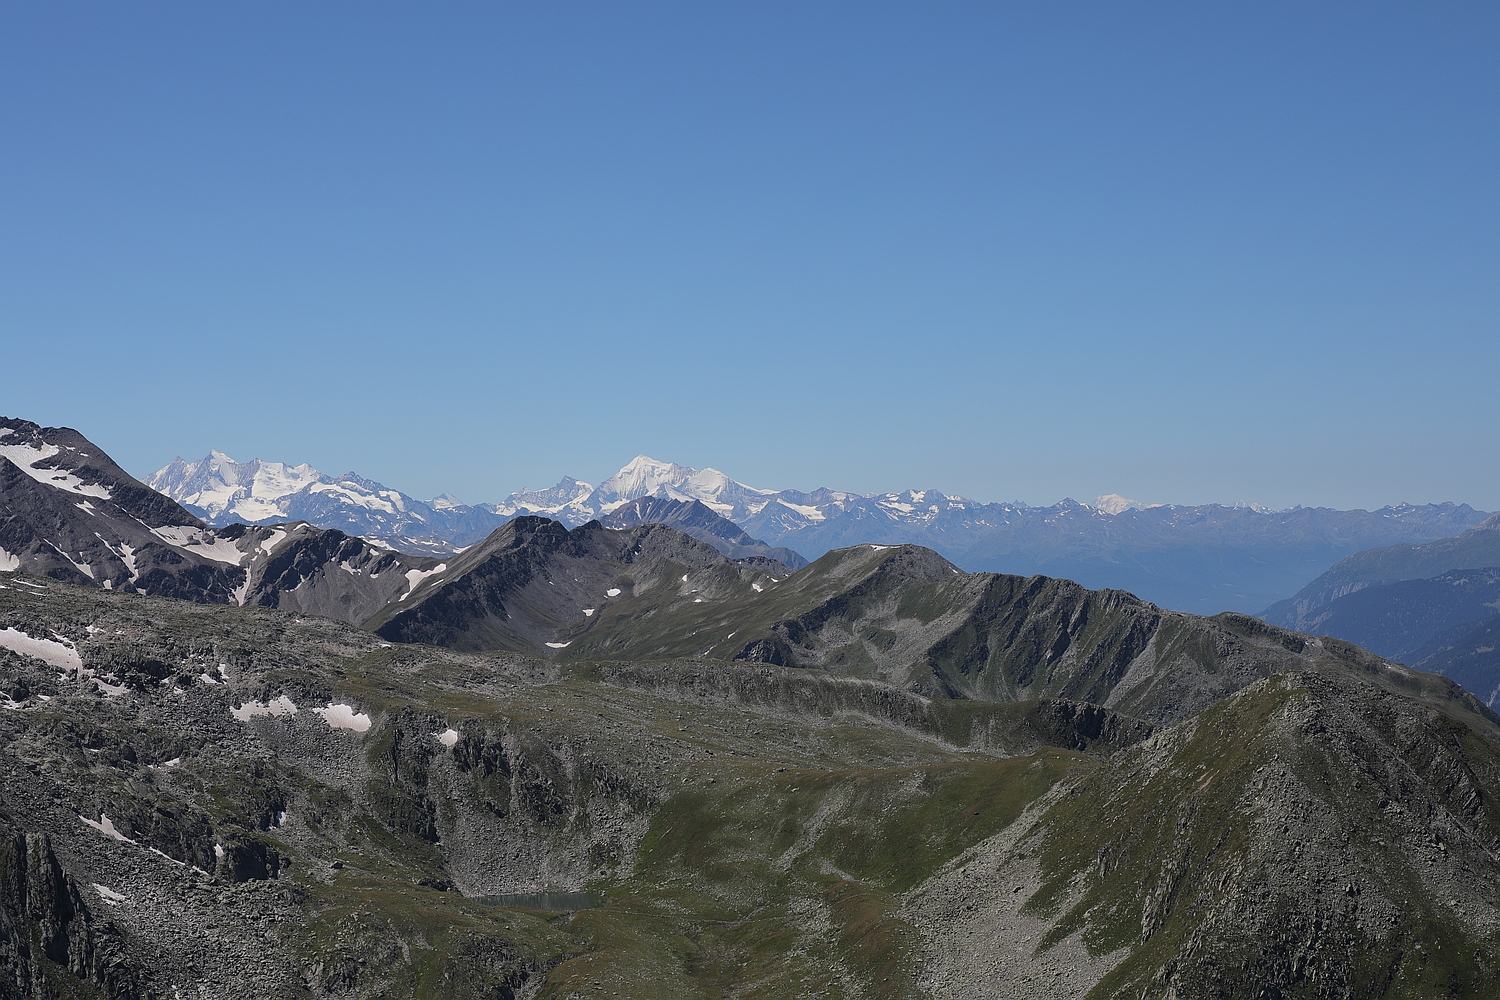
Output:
[{"xmin": 4, "ymin": 413, "xmax": 1500, "ymax": 1000}]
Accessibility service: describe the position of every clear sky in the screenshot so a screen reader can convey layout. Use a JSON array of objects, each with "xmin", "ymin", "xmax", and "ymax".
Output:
[{"xmin": 3, "ymin": 3, "xmax": 1496, "ymax": 510}]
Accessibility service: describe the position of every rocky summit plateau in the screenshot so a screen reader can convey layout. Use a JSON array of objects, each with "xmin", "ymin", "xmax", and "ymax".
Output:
[{"xmin": 3, "ymin": 417, "xmax": 1500, "ymax": 999}]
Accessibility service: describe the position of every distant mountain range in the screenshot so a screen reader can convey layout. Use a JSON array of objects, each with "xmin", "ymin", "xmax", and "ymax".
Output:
[
  {"xmin": 143, "ymin": 452, "xmax": 507, "ymax": 557},
  {"xmin": 145, "ymin": 452, "xmax": 1492, "ymax": 615}
]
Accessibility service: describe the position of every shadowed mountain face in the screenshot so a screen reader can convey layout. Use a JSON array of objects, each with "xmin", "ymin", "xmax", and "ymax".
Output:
[
  {"xmin": 1283, "ymin": 567, "xmax": 1500, "ymax": 664},
  {"xmin": 366, "ymin": 516, "xmax": 789, "ymax": 652},
  {"xmin": 599, "ymin": 496, "xmax": 808, "ymax": 569},
  {"xmin": 1263, "ymin": 513, "xmax": 1500, "ymax": 630}
]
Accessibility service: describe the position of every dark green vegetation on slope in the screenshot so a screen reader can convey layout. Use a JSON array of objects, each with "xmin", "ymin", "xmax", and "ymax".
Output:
[{"xmin": 4, "ymin": 555, "xmax": 1500, "ymax": 999}]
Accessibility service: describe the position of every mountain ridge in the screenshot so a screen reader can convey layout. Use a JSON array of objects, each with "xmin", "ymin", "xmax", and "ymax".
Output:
[{"xmin": 147, "ymin": 449, "xmax": 1492, "ymax": 616}]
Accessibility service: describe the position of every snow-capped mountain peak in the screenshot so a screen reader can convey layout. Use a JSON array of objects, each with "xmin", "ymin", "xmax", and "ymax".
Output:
[
  {"xmin": 1091, "ymin": 494, "xmax": 1161, "ymax": 515},
  {"xmin": 145, "ymin": 453, "xmax": 504, "ymax": 555}
]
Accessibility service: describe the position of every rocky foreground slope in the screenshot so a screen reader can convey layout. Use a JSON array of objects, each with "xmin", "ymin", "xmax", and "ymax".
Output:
[{"xmin": 2, "ymin": 552, "xmax": 1499, "ymax": 998}]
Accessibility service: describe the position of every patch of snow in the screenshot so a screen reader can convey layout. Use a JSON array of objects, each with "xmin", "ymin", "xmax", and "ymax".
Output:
[
  {"xmin": 751, "ymin": 583, "xmax": 763, "ymax": 592},
  {"xmin": 681, "ymin": 574, "xmax": 688, "ymax": 582},
  {"xmin": 0, "ymin": 440, "xmax": 112, "ymax": 498},
  {"xmin": 775, "ymin": 499, "xmax": 825, "ymax": 521},
  {"xmin": 606, "ymin": 588, "xmax": 621, "ymax": 598},
  {"xmin": 92, "ymin": 884, "xmax": 129, "ymax": 905},
  {"xmin": 214, "ymin": 843, "xmax": 225, "ymax": 859},
  {"xmin": 308, "ymin": 480, "xmax": 398, "ymax": 513},
  {"xmin": 230, "ymin": 695, "xmax": 298, "ymax": 721},
  {"xmin": 693, "ymin": 598, "xmax": 703, "ymax": 603},
  {"xmin": 435, "ymin": 728, "xmax": 460, "ymax": 747},
  {"xmin": 315, "ymin": 703, "xmax": 372, "ymax": 732},
  {"xmin": 75, "ymin": 501, "xmax": 97, "ymax": 516},
  {"xmin": 0, "ymin": 628, "xmax": 82, "ymax": 671},
  {"xmin": 546, "ymin": 641, "xmax": 571, "ymax": 649},
  {"xmin": 199, "ymin": 672, "xmax": 220, "ymax": 685},
  {"xmin": 163, "ymin": 757, "xmax": 181, "ymax": 767},
  {"xmin": 149, "ymin": 525, "xmax": 245, "ymax": 565},
  {"xmin": 47, "ymin": 543, "xmax": 95, "ymax": 579},
  {"xmin": 398, "ymin": 563, "xmax": 447, "ymax": 600},
  {"xmin": 92, "ymin": 676, "xmax": 129, "ymax": 697},
  {"xmin": 81, "ymin": 814, "xmax": 135, "ymax": 843},
  {"xmin": 1090, "ymin": 494, "xmax": 1163, "ymax": 515},
  {"xmin": 257, "ymin": 529, "xmax": 287, "ymax": 555},
  {"xmin": 867, "ymin": 545, "xmax": 890, "ymax": 551},
  {"xmin": 582, "ymin": 608, "xmax": 596, "ymax": 616}
]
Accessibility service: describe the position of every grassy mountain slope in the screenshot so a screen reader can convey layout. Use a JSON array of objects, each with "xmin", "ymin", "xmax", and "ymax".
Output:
[{"xmin": 4, "ymin": 571, "xmax": 1500, "ymax": 997}]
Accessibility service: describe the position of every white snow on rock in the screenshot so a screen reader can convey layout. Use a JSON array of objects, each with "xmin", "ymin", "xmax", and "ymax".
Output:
[
  {"xmin": 751, "ymin": 583, "xmax": 763, "ymax": 592},
  {"xmin": 0, "ymin": 547, "xmax": 18, "ymax": 573},
  {"xmin": 0, "ymin": 628, "xmax": 82, "ymax": 671},
  {"xmin": 81, "ymin": 814, "xmax": 135, "ymax": 843},
  {"xmin": 545, "ymin": 641, "xmax": 571, "ymax": 649},
  {"xmin": 435, "ymin": 728, "xmax": 460, "ymax": 747},
  {"xmin": 315, "ymin": 703, "xmax": 372, "ymax": 732},
  {"xmin": 230, "ymin": 695, "xmax": 299, "ymax": 721},
  {"xmin": 92, "ymin": 884, "xmax": 129, "ymax": 905},
  {"xmin": 606, "ymin": 588, "xmax": 621, "ymax": 598},
  {"xmin": 1090, "ymin": 494, "xmax": 1163, "ymax": 515},
  {"xmin": 398, "ymin": 563, "xmax": 447, "ymax": 600},
  {"xmin": 148, "ymin": 526, "xmax": 244, "ymax": 565},
  {"xmin": 214, "ymin": 843, "xmax": 225, "ymax": 859},
  {"xmin": 582, "ymin": 608, "xmax": 596, "ymax": 617},
  {"xmin": 92, "ymin": 676, "xmax": 129, "ymax": 697},
  {"xmin": 0, "ymin": 441, "xmax": 112, "ymax": 498},
  {"xmin": 776, "ymin": 499, "xmax": 826, "ymax": 521}
]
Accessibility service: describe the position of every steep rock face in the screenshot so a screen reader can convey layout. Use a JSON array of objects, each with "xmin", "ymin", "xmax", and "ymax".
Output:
[
  {"xmin": 600, "ymin": 496, "xmax": 807, "ymax": 569},
  {"xmin": 227, "ymin": 523, "xmax": 441, "ymax": 624},
  {"xmin": 0, "ymin": 833, "xmax": 139, "ymax": 999}
]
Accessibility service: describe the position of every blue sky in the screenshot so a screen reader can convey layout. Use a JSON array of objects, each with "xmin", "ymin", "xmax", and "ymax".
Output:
[{"xmin": 3, "ymin": 3, "xmax": 1496, "ymax": 510}]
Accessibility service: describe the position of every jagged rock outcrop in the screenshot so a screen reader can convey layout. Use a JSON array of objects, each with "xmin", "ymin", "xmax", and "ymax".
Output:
[{"xmin": 0, "ymin": 833, "xmax": 139, "ymax": 999}]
